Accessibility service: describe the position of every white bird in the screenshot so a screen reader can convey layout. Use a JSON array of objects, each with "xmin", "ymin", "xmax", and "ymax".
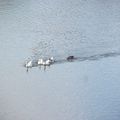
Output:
[
  {"xmin": 41, "ymin": 59, "xmax": 51, "ymax": 70},
  {"xmin": 38, "ymin": 57, "xmax": 54, "ymax": 65},
  {"xmin": 38, "ymin": 59, "xmax": 44, "ymax": 65},
  {"xmin": 38, "ymin": 58, "xmax": 44, "ymax": 69},
  {"xmin": 37, "ymin": 57, "xmax": 55, "ymax": 70},
  {"xmin": 45, "ymin": 59, "xmax": 51, "ymax": 66},
  {"xmin": 25, "ymin": 61, "xmax": 32, "ymax": 68},
  {"xmin": 38, "ymin": 58, "xmax": 50, "ymax": 68},
  {"xmin": 49, "ymin": 57, "xmax": 55, "ymax": 63},
  {"xmin": 25, "ymin": 60, "xmax": 33, "ymax": 72},
  {"xmin": 44, "ymin": 57, "xmax": 55, "ymax": 66}
]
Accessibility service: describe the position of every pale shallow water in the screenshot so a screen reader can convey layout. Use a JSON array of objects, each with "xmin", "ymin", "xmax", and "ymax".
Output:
[
  {"xmin": 1, "ymin": 56, "xmax": 120, "ymax": 120},
  {"xmin": 0, "ymin": 0, "xmax": 120, "ymax": 120}
]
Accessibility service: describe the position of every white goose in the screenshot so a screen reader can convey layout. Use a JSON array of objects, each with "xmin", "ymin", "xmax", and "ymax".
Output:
[
  {"xmin": 38, "ymin": 58, "xmax": 44, "ymax": 69},
  {"xmin": 37, "ymin": 57, "xmax": 55, "ymax": 70},
  {"xmin": 49, "ymin": 57, "xmax": 54, "ymax": 63},
  {"xmin": 38, "ymin": 59, "xmax": 44, "ymax": 65},
  {"xmin": 45, "ymin": 59, "xmax": 51, "ymax": 66},
  {"xmin": 43, "ymin": 59, "xmax": 52, "ymax": 70},
  {"xmin": 44, "ymin": 57, "xmax": 55, "ymax": 66},
  {"xmin": 25, "ymin": 60, "xmax": 33, "ymax": 72},
  {"xmin": 25, "ymin": 60, "xmax": 32, "ymax": 67}
]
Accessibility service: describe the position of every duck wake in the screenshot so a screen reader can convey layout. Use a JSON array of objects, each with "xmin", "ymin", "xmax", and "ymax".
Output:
[{"xmin": 23, "ymin": 51, "xmax": 120, "ymax": 71}]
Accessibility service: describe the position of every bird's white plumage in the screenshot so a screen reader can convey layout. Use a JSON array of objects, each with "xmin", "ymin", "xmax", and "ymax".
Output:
[
  {"xmin": 37, "ymin": 57, "xmax": 54, "ymax": 66},
  {"xmin": 38, "ymin": 59, "xmax": 44, "ymax": 65},
  {"xmin": 23, "ymin": 57, "xmax": 55, "ymax": 71},
  {"xmin": 45, "ymin": 59, "xmax": 51, "ymax": 65},
  {"xmin": 25, "ymin": 60, "xmax": 32, "ymax": 68}
]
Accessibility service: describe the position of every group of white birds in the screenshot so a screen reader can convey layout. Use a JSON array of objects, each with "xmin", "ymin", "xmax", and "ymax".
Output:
[
  {"xmin": 25, "ymin": 57, "xmax": 55, "ymax": 72},
  {"xmin": 24, "ymin": 55, "xmax": 75, "ymax": 72},
  {"xmin": 38, "ymin": 57, "xmax": 54, "ymax": 66}
]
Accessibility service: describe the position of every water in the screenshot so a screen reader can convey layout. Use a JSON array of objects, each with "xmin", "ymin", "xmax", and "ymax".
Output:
[{"xmin": 0, "ymin": 0, "xmax": 120, "ymax": 120}]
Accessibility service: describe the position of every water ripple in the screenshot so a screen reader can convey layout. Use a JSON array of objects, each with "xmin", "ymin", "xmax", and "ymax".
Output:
[{"xmin": 24, "ymin": 51, "xmax": 120, "ymax": 69}]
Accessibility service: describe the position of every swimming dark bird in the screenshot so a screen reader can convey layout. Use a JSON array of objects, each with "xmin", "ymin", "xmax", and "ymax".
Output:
[{"xmin": 67, "ymin": 56, "xmax": 75, "ymax": 61}]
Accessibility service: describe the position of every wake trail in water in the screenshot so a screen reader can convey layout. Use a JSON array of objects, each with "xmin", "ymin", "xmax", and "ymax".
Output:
[
  {"xmin": 54, "ymin": 52, "xmax": 120, "ymax": 64},
  {"xmin": 25, "ymin": 51, "xmax": 120, "ymax": 69}
]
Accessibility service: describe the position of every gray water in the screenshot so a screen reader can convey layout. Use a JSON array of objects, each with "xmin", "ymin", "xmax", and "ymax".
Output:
[{"xmin": 0, "ymin": 0, "xmax": 120, "ymax": 120}]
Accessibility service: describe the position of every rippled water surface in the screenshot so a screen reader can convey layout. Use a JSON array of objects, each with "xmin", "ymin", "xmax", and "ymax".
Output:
[{"xmin": 0, "ymin": 0, "xmax": 120, "ymax": 120}]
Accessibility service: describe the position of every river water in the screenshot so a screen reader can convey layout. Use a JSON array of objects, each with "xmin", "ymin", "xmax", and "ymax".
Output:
[{"xmin": 0, "ymin": 0, "xmax": 120, "ymax": 120}]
